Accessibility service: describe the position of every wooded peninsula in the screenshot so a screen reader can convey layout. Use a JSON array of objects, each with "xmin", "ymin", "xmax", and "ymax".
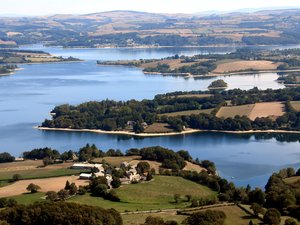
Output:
[{"xmin": 40, "ymin": 87, "xmax": 300, "ymax": 135}]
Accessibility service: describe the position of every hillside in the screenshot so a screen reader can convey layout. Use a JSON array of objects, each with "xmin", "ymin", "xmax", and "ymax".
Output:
[{"xmin": 1, "ymin": 9, "xmax": 300, "ymax": 47}]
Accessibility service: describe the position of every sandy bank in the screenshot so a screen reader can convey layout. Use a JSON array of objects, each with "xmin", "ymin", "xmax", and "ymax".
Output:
[{"xmin": 37, "ymin": 126, "xmax": 300, "ymax": 137}]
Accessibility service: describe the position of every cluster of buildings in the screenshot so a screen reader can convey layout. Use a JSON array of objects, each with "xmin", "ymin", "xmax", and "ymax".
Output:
[{"xmin": 72, "ymin": 161, "xmax": 143, "ymax": 185}]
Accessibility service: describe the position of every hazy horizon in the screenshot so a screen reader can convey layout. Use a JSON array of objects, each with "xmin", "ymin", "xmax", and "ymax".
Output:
[{"xmin": 1, "ymin": 0, "xmax": 300, "ymax": 16}]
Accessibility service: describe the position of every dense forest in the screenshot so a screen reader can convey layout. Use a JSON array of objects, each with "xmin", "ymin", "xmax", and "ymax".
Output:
[
  {"xmin": 0, "ymin": 202, "xmax": 122, "ymax": 225},
  {"xmin": 42, "ymin": 87, "xmax": 300, "ymax": 133}
]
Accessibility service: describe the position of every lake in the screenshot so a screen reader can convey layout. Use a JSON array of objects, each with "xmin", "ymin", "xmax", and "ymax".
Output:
[{"xmin": 0, "ymin": 44, "xmax": 299, "ymax": 188}]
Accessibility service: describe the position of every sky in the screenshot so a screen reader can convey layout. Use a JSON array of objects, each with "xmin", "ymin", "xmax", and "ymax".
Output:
[{"xmin": 1, "ymin": 0, "xmax": 300, "ymax": 16}]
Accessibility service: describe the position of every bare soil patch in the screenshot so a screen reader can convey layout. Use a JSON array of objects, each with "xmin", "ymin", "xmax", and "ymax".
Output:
[
  {"xmin": 213, "ymin": 60, "xmax": 280, "ymax": 74},
  {"xmin": 291, "ymin": 101, "xmax": 300, "ymax": 112},
  {"xmin": 144, "ymin": 123, "xmax": 175, "ymax": 133},
  {"xmin": 0, "ymin": 176, "xmax": 88, "ymax": 197},
  {"xmin": 216, "ymin": 104, "xmax": 255, "ymax": 118},
  {"xmin": 183, "ymin": 161, "xmax": 206, "ymax": 173},
  {"xmin": 249, "ymin": 102, "xmax": 285, "ymax": 120}
]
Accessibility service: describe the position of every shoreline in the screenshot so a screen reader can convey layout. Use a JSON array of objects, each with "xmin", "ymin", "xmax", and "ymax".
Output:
[
  {"xmin": 43, "ymin": 43, "xmax": 300, "ymax": 50},
  {"xmin": 145, "ymin": 68, "xmax": 300, "ymax": 78},
  {"xmin": 36, "ymin": 126, "xmax": 300, "ymax": 137}
]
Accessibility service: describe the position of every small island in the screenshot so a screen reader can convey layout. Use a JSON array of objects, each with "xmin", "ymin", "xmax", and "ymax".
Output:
[
  {"xmin": 277, "ymin": 73, "xmax": 300, "ymax": 87},
  {"xmin": 0, "ymin": 65, "xmax": 18, "ymax": 76},
  {"xmin": 97, "ymin": 48, "xmax": 300, "ymax": 77},
  {"xmin": 208, "ymin": 79, "xmax": 228, "ymax": 90}
]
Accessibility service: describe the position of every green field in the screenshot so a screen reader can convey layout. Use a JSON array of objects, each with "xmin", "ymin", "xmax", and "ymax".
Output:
[
  {"xmin": 0, "ymin": 168, "xmax": 82, "ymax": 181},
  {"xmin": 69, "ymin": 176, "xmax": 216, "ymax": 212},
  {"xmin": 11, "ymin": 192, "xmax": 45, "ymax": 205},
  {"xmin": 291, "ymin": 101, "xmax": 300, "ymax": 112},
  {"xmin": 122, "ymin": 205, "xmax": 262, "ymax": 225},
  {"xmin": 159, "ymin": 109, "xmax": 214, "ymax": 117}
]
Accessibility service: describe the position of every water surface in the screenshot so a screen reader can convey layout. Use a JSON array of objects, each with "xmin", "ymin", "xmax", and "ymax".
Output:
[{"xmin": 0, "ymin": 45, "xmax": 299, "ymax": 187}]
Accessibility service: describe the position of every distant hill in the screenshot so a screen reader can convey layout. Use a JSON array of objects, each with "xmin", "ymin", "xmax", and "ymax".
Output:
[{"xmin": 0, "ymin": 9, "xmax": 300, "ymax": 47}]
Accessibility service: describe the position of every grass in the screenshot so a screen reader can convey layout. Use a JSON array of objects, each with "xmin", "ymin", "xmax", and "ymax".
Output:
[
  {"xmin": 216, "ymin": 104, "xmax": 255, "ymax": 119},
  {"xmin": 0, "ymin": 168, "xmax": 82, "ymax": 181},
  {"xmin": 93, "ymin": 156, "xmax": 141, "ymax": 167},
  {"xmin": 0, "ymin": 181, "xmax": 11, "ymax": 188},
  {"xmin": 122, "ymin": 205, "xmax": 263, "ymax": 225},
  {"xmin": 69, "ymin": 176, "xmax": 216, "ymax": 212},
  {"xmin": 159, "ymin": 109, "xmax": 214, "ymax": 117},
  {"xmin": 184, "ymin": 205, "xmax": 262, "ymax": 225},
  {"xmin": 291, "ymin": 101, "xmax": 300, "ymax": 112},
  {"xmin": 11, "ymin": 192, "xmax": 45, "ymax": 205}
]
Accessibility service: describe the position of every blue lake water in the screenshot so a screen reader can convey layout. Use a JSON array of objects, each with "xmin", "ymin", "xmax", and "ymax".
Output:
[{"xmin": 0, "ymin": 45, "xmax": 299, "ymax": 188}]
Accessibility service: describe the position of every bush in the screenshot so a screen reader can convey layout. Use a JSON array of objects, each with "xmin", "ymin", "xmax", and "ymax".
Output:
[
  {"xmin": 183, "ymin": 210, "xmax": 226, "ymax": 225},
  {"xmin": 78, "ymin": 186, "xmax": 87, "ymax": 195},
  {"xmin": 263, "ymin": 208, "xmax": 281, "ymax": 225},
  {"xmin": 12, "ymin": 174, "xmax": 22, "ymax": 182},
  {"xmin": 111, "ymin": 176, "xmax": 121, "ymax": 189},
  {"xmin": 26, "ymin": 183, "xmax": 41, "ymax": 193},
  {"xmin": 46, "ymin": 191, "xmax": 58, "ymax": 201}
]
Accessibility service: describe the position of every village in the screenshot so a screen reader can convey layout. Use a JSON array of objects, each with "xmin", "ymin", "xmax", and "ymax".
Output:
[{"xmin": 72, "ymin": 161, "xmax": 145, "ymax": 187}]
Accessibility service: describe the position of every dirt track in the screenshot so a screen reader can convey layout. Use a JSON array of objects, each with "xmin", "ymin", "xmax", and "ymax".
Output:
[{"xmin": 0, "ymin": 176, "xmax": 88, "ymax": 197}]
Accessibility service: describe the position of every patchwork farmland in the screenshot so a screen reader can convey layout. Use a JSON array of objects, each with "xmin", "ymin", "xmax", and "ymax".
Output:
[{"xmin": 216, "ymin": 102, "xmax": 285, "ymax": 120}]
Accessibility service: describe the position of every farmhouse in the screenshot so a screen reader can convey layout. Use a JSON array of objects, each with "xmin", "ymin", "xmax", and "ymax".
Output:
[{"xmin": 72, "ymin": 163, "xmax": 104, "ymax": 171}]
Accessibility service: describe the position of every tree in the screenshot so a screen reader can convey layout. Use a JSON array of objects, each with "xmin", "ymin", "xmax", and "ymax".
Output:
[
  {"xmin": 136, "ymin": 162, "xmax": 150, "ymax": 174},
  {"xmin": 286, "ymin": 168, "xmax": 295, "ymax": 177},
  {"xmin": 65, "ymin": 180, "xmax": 71, "ymax": 190},
  {"xmin": 12, "ymin": 174, "xmax": 22, "ymax": 181},
  {"xmin": 93, "ymin": 184, "xmax": 108, "ymax": 197},
  {"xmin": 263, "ymin": 208, "xmax": 281, "ymax": 225},
  {"xmin": 111, "ymin": 176, "xmax": 121, "ymax": 189},
  {"xmin": 0, "ymin": 201, "xmax": 123, "ymax": 225},
  {"xmin": 250, "ymin": 203, "xmax": 264, "ymax": 216},
  {"xmin": 0, "ymin": 152, "xmax": 14, "ymax": 163},
  {"xmin": 46, "ymin": 191, "xmax": 58, "ymax": 201},
  {"xmin": 248, "ymin": 188, "xmax": 265, "ymax": 205},
  {"xmin": 69, "ymin": 183, "xmax": 78, "ymax": 195},
  {"xmin": 57, "ymin": 189, "xmax": 69, "ymax": 201},
  {"xmin": 43, "ymin": 156, "xmax": 53, "ymax": 166},
  {"xmin": 26, "ymin": 183, "xmax": 41, "ymax": 193}
]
